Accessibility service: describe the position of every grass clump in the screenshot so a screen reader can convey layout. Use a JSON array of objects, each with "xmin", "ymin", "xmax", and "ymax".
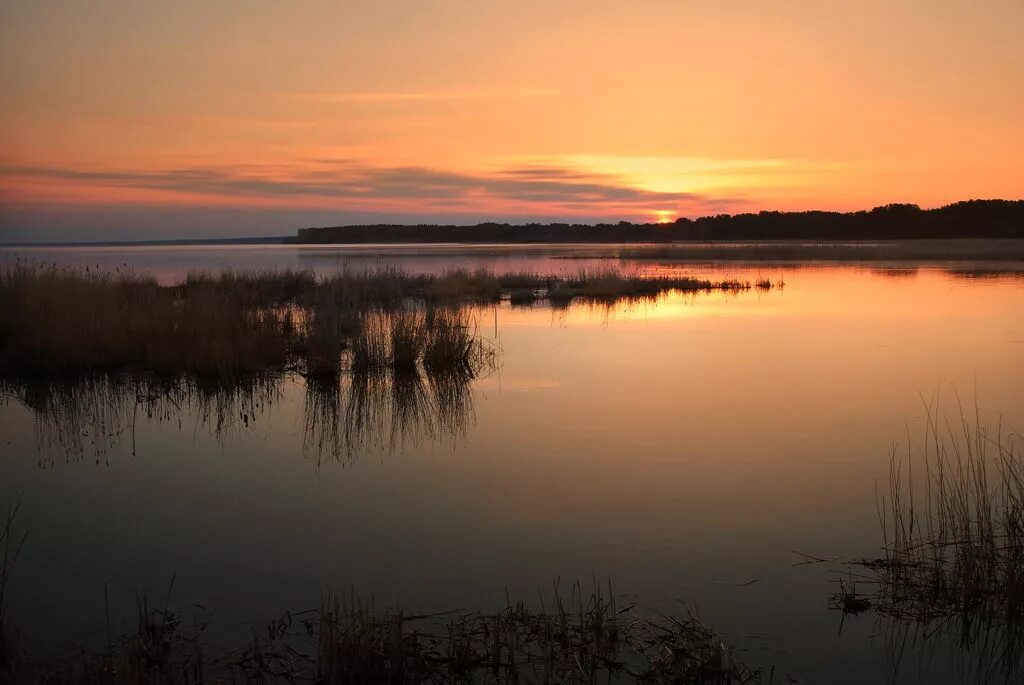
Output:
[
  {"xmin": 250, "ymin": 582, "xmax": 767, "ymax": 683},
  {"xmin": 12, "ymin": 582, "xmax": 768, "ymax": 683},
  {"xmin": 0, "ymin": 263, "xmax": 290, "ymax": 379},
  {"xmin": 389, "ymin": 310, "xmax": 428, "ymax": 372},
  {"xmin": 832, "ymin": 399, "xmax": 1024, "ymax": 679},
  {"xmin": 423, "ymin": 309, "xmax": 492, "ymax": 376}
]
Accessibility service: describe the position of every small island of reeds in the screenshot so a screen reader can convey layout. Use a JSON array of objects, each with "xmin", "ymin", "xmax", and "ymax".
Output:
[{"xmin": 0, "ymin": 263, "xmax": 768, "ymax": 380}]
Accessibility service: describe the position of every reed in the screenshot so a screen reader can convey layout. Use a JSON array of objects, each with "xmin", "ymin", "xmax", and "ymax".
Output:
[
  {"xmin": 423, "ymin": 308, "xmax": 491, "ymax": 376},
  {"xmin": 0, "ymin": 500, "xmax": 27, "ymax": 668},
  {"xmin": 833, "ymin": 399, "xmax": 1024, "ymax": 674},
  {"xmin": 388, "ymin": 310, "xmax": 428, "ymax": 372},
  {"xmin": 252, "ymin": 582, "xmax": 765, "ymax": 683},
  {"xmin": 348, "ymin": 312, "xmax": 390, "ymax": 374},
  {"xmin": 20, "ymin": 581, "xmax": 765, "ymax": 683},
  {"xmin": 2, "ymin": 262, "xmax": 752, "ymax": 379}
]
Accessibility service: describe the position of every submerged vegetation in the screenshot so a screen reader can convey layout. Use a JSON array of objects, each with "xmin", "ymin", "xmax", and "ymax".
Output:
[
  {"xmin": 831, "ymin": 401, "xmax": 1024, "ymax": 680},
  {"xmin": 5, "ymin": 581, "xmax": 767, "ymax": 684},
  {"xmin": 0, "ymin": 262, "xmax": 763, "ymax": 380}
]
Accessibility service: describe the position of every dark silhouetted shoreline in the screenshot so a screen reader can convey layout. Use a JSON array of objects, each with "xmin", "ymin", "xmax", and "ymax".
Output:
[{"xmin": 296, "ymin": 200, "xmax": 1024, "ymax": 244}]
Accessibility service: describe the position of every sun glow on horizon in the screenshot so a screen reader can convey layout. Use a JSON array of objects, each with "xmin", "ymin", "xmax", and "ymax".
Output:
[{"xmin": 1, "ymin": 1, "xmax": 1022, "ymax": 240}]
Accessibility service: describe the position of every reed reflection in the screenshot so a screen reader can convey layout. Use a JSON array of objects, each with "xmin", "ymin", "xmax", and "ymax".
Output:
[
  {"xmin": 829, "ymin": 403, "xmax": 1024, "ymax": 683},
  {"xmin": 2, "ymin": 366, "xmax": 479, "ymax": 468},
  {"xmin": 1, "ymin": 375, "xmax": 280, "ymax": 466},
  {"xmin": 302, "ymin": 367, "xmax": 476, "ymax": 465}
]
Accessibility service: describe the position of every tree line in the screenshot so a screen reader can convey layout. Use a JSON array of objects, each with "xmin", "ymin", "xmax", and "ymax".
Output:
[{"xmin": 294, "ymin": 200, "xmax": 1024, "ymax": 243}]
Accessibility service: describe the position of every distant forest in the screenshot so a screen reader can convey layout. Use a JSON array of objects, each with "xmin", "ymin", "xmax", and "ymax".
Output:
[{"xmin": 294, "ymin": 200, "xmax": 1024, "ymax": 243}]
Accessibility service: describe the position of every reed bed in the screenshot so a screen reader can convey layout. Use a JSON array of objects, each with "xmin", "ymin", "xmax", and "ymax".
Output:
[
  {"xmin": 1, "ymin": 262, "xmax": 763, "ymax": 379},
  {"xmin": 0, "ymin": 263, "xmax": 515, "ymax": 379},
  {"xmin": 299, "ymin": 583, "xmax": 758, "ymax": 684},
  {"xmin": 0, "ymin": 263, "xmax": 289, "ymax": 378},
  {"xmin": 832, "ymin": 401, "xmax": 1024, "ymax": 677},
  {"xmin": 11, "ymin": 582, "xmax": 765, "ymax": 684}
]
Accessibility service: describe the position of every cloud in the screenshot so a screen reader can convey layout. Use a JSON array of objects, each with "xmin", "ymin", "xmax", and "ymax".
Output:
[
  {"xmin": 307, "ymin": 88, "xmax": 557, "ymax": 103},
  {"xmin": 0, "ymin": 161, "xmax": 744, "ymax": 218}
]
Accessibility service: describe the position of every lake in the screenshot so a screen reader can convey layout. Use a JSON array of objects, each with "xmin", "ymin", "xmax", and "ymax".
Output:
[{"xmin": 2, "ymin": 244, "xmax": 1024, "ymax": 682}]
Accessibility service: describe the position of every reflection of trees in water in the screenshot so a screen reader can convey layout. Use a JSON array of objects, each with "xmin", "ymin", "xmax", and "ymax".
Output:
[
  {"xmin": 302, "ymin": 368, "xmax": 475, "ymax": 465},
  {"xmin": 1, "ymin": 375, "xmax": 280, "ymax": 466}
]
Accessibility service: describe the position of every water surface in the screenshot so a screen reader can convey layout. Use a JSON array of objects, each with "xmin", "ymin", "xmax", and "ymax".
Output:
[{"xmin": 2, "ymin": 245, "xmax": 1024, "ymax": 682}]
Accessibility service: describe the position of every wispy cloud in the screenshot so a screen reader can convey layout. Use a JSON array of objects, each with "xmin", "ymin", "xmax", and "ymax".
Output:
[
  {"xmin": 308, "ymin": 88, "xmax": 557, "ymax": 103},
  {"xmin": 505, "ymin": 154, "xmax": 843, "ymax": 194},
  {"xmin": 1, "ymin": 161, "xmax": 744, "ymax": 219}
]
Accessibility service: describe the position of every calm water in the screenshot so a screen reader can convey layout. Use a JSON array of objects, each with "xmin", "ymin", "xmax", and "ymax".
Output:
[{"xmin": 2, "ymin": 245, "xmax": 1024, "ymax": 682}]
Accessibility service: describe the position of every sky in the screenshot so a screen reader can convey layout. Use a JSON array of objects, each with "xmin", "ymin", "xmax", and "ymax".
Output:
[{"xmin": 1, "ymin": 1, "xmax": 1022, "ymax": 242}]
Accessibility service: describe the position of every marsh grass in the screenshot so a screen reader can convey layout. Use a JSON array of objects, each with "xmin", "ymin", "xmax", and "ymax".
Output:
[
  {"xmin": 20, "ymin": 582, "xmax": 765, "ymax": 684},
  {"xmin": 0, "ymin": 500, "xmax": 28, "ymax": 668},
  {"xmin": 271, "ymin": 583, "xmax": 766, "ymax": 683},
  {"xmin": 1, "ymin": 262, "xmax": 760, "ymax": 378},
  {"xmin": 542, "ymin": 269, "xmax": 753, "ymax": 304},
  {"xmin": 322, "ymin": 583, "xmax": 750, "ymax": 684},
  {"xmin": 832, "ymin": 399, "xmax": 1024, "ymax": 677},
  {"xmin": 0, "ymin": 263, "xmax": 290, "ymax": 378},
  {"xmin": 423, "ymin": 308, "xmax": 494, "ymax": 375},
  {"xmin": 508, "ymin": 287, "xmax": 538, "ymax": 308}
]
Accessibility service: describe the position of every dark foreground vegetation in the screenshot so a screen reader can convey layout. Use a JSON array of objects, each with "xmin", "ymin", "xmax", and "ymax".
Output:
[
  {"xmin": 1, "ymin": 570, "xmax": 766, "ymax": 684},
  {"xmin": 296, "ymin": 200, "xmax": 1024, "ymax": 243},
  {"xmin": 0, "ymin": 263, "xmax": 764, "ymax": 379},
  {"xmin": 831, "ymin": 402, "xmax": 1024, "ymax": 682}
]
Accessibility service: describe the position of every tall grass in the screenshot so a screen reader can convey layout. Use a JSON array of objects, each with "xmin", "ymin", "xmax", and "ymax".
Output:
[
  {"xmin": 0, "ymin": 500, "xmax": 28, "ymax": 668},
  {"xmin": 19, "ymin": 582, "xmax": 766, "ymax": 683},
  {"xmin": 834, "ymin": 400, "xmax": 1024, "ymax": 678},
  {"xmin": 0, "ymin": 263, "xmax": 289, "ymax": 378},
  {"xmin": 423, "ymin": 308, "xmax": 494, "ymax": 375},
  {"xmin": 1, "ymin": 263, "xmax": 518, "ymax": 379},
  {"xmin": 268, "ymin": 583, "xmax": 764, "ymax": 683}
]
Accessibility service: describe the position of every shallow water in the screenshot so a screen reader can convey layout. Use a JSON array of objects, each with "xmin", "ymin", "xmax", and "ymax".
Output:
[{"xmin": 2, "ymin": 245, "xmax": 1024, "ymax": 682}]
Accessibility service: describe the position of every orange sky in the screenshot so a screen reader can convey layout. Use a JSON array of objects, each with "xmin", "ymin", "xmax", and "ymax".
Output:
[{"xmin": 1, "ymin": 1, "xmax": 1022, "ymax": 240}]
